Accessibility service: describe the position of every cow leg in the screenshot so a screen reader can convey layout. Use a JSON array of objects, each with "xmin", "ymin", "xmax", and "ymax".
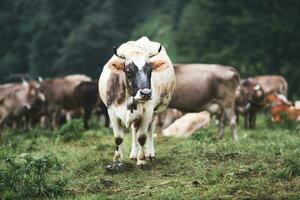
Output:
[
  {"xmin": 136, "ymin": 116, "xmax": 152, "ymax": 166},
  {"xmin": 40, "ymin": 116, "xmax": 48, "ymax": 128},
  {"xmin": 129, "ymin": 122, "xmax": 139, "ymax": 160},
  {"xmin": 217, "ymin": 112, "xmax": 225, "ymax": 139},
  {"xmin": 52, "ymin": 111, "xmax": 59, "ymax": 130},
  {"xmin": 244, "ymin": 113, "xmax": 248, "ymax": 129},
  {"xmin": 66, "ymin": 111, "xmax": 72, "ymax": 122},
  {"xmin": 83, "ymin": 107, "xmax": 92, "ymax": 129},
  {"xmin": 111, "ymin": 121, "xmax": 124, "ymax": 163},
  {"xmin": 252, "ymin": 112, "xmax": 257, "ymax": 129},
  {"xmin": 226, "ymin": 108, "xmax": 238, "ymax": 141},
  {"xmin": 146, "ymin": 116, "xmax": 157, "ymax": 160},
  {"xmin": 249, "ymin": 112, "xmax": 253, "ymax": 129},
  {"xmin": 103, "ymin": 109, "xmax": 110, "ymax": 128}
]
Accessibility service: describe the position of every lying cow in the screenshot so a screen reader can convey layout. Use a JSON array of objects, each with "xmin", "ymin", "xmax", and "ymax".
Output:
[
  {"xmin": 157, "ymin": 108, "xmax": 183, "ymax": 133},
  {"xmin": 162, "ymin": 111, "xmax": 210, "ymax": 138},
  {"xmin": 99, "ymin": 37, "xmax": 175, "ymax": 167},
  {"xmin": 253, "ymin": 75, "xmax": 288, "ymax": 96},
  {"xmin": 74, "ymin": 80, "xmax": 109, "ymax": 129},
  {"xmin": 268, "ymin": 94, "xmax": 300, "ymax": 123},
  {"xmin": 40, "ymin": 74, "xmax": 91, "ymax": 129},
  {"xmin": 0, "ymin": 80, "xmax": 45, "ymax": 131},
  {"xmin": 169, "ymin": 64, "xmax": 240, "ymax": 141},
  {"xmin": 235, "ymin": 78, "xmax": 265, "ymax": 129}
]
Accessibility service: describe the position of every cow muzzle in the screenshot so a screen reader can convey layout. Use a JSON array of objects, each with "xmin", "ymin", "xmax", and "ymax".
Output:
[{"xmin": 135, "ymin": 88, "xmax": 152, "ymax": 102}]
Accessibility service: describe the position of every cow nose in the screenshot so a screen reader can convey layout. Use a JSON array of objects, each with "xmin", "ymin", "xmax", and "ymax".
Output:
[{"xmin": 140, "ymin": 88, "xmax": 152, "ymax": 99}]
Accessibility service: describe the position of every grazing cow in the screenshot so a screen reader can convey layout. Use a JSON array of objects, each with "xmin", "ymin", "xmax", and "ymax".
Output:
[
  {"xmin": 74, "ymin": 80, "xmax": 109, "ymax": 129},
  {"xmin": 235, "ymin": 78, "xmax": 265, "ymax": 129},
  {"xmin": 169, "ymin": 64, "xmax": 240, "ymax": 141},
  {"xmin": 40, "ymin": 74, "xmax": 91, "ymax": 128},
  {"xmin": 269, "ymin": 94, "xmax": 300, "ymax": 123},
  {"xmin": 0, "ymin": 80, "xmax": 45, "ymax": 131},
  {"xmin": 253, "ymin": 75, "xmax": 288, "ymax": 96},
  {"xmin": 98, "ymin": 37, "xmax": 176, "ymax": 167}
]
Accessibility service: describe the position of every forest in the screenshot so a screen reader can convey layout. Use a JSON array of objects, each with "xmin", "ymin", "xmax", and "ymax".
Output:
[
  {"xmin": 1, "ymin": 1, "xmax": 300, "ymax": 199},
  {"xmin": 1, "ymin": 0, "xmax": 300, "ymax": 98}
]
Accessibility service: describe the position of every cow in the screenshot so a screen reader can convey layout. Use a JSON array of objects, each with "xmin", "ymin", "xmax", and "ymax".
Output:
[
  {"xmin": 98, "ymin": 37, "xmax": 176, "ymax": 168},
  {"xmin": 157, "ymin": 108, "xmax": 183, "ymax": 133},
  {"xmin": 169, "ymin": 64, "xmax": 240, "ymax": 141},
  {"xmin": 74, "ymin": 80, "xmax": 109, "ymax": 129},
  {"xmin": 268, "ymin": 94, "xmax": 300, "ymax": 123},
  {"xmin": 253, "ymin": 75, "xmax": 288, "ymax": 96},
  {"xmin": 0, "ymin": 80, "xmax": 45, "ymax": 132},
  {"xmin": 40, "ymin": 74, "xmax": 91, "ymax": 128},
  {"xmin": 235, "ymin": 78, "xmax": 265, "ymax": 129}
]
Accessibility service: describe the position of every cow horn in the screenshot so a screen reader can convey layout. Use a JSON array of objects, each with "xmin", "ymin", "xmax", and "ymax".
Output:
[
  {"xmin": 38, "ymin": 76, "xmax": 43, "ymax": 83},
  {"xmin": 149, "ymin": 44, "xmax": 162, "ymax": 58},
  {"xmin": 22, "ymin": 79, "xmax": 29, "ymax": 87},
  {"xmin": 254, "ymin": 84, "xmax": 260, "ymax": 91},
  {"xmin": 113, "ymin": 46, "xmax": 125, "ymax": 59}
]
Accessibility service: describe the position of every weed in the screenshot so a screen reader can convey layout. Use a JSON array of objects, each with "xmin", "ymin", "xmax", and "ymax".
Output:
[
  {"xmin": 57, "ymin": 119, "xmax": 84, "ymax": 142},
  {"xmin": 0, "ymin": 154, "xmax": 67, "ymax": 199}
]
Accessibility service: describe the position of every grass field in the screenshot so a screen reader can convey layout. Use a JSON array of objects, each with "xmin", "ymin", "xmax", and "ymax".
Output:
[{"xmin": 1, "ymin": 115, "xmax": 300, "ymax": 200}]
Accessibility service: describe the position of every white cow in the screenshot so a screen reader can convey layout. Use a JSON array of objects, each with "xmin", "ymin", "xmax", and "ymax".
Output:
[{"xmin": 98, "ymin": 37, "xmax": 176, "ymax": 168}]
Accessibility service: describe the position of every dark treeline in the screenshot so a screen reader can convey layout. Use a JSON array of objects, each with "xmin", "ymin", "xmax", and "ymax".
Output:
[{"xmin": 1, "ymin": 0, "xmax": 300, "ymax": 98}]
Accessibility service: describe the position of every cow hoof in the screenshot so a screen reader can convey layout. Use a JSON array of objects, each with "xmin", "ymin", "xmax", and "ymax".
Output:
[
  {"xmin": 130, "ymin": 157, "xmax": 137, "ymax": 161},
  {"xmin": 146, "ymin": 156, "xmax": 155, "ymax": 161},
  {"xmin": 137, "ymin": 160, "xmax": 147, "ymax": 167},
  {"xmin": 106, "ymin": 161, "xmax": 123, "ymax": 171}
]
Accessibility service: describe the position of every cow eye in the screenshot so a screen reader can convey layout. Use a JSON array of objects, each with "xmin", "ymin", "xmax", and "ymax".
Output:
[{"xmin": 126, "ymin": 69, "xmax": 132, "ymax": 77}]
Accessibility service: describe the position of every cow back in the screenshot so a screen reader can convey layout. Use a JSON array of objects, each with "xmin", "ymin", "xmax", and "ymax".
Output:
[{"xmin": 169, "ymin": 64, "xmax": 239, "ymax": 113}]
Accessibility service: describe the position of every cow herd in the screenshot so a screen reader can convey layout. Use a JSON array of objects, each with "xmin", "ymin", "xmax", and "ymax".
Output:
[
  {"xmin": 0, "ymin": 37, "xmax": 298, "ymax": 169},
  {"xmin": 0, "ymin": 74, "xmax": 109, "ymax": 136}
]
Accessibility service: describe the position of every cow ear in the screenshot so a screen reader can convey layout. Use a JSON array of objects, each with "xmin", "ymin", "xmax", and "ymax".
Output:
[
  {"xmin": 151, "ymin": 60, "xmax": 168, "ymax": 72},
  {"xmin": 108, "ymin": 60, "xmax": 124, "ymax": 73}
]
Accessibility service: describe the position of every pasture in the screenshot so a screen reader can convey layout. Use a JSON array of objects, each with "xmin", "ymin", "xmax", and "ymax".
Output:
[{"xmin": 1, "ymin": 116, "xmax": 300, "ymax": 200}]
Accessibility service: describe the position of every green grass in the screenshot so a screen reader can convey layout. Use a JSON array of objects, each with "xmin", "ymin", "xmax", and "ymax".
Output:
[{"xmin": 1, "ymin": 115, "xmax": 300, "ymax": 199}]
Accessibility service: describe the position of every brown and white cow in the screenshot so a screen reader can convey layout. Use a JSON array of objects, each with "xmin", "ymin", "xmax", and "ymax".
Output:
[
  {"xmin": 268, "ymin": 94, "xmax": 300, "ymax": 123},
  {"xmin": 98, "ymin": 37, "xmax": 176, "ymax": 168},
  {"xmin": 235, "ymin": 78, "xmax": 265, "ymax": 129},
  {"xmin": 169, "ymin": 64, "xmax": 240, "ymax": 141},
  {"xmin": 0, "ymin": 80, "xmax": 45, "ymax": 131},
  {"xmin": 40, "ymin": 74, "xmax": 91, "ymax": 128},
  {"xmin": 253, "ymin": 75, "xmax": 288, "ymax": 96}
]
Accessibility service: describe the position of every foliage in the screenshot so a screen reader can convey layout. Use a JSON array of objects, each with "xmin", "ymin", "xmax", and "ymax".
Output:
[
  {"xmin": 1, "ymin": 1, "xmax": 300, "ymax": 98},
  {"xmin": 0, "ymin": 154, "xmax": 67, "ymax": 199},
  {"xmin": 56, "ymin": 119, "xmax": 85, "ymax": 142},
  {"xmin": 175, "ymin": 0, "xmax": 300, "ymax": 98}
]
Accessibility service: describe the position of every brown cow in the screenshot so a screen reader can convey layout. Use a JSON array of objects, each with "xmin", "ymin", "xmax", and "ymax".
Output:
[
  {"xmin": 0, "ymin": 80, "xmax": 45, "ymax": 131},
  {"xmin": 253, "ymin": 75, "xmax": 288, "ymax": 96},
  {"xmin": 235, "ymin": 78, "xmax": 265, "ymax": 129},
  {"xmin": 169, "ymin": 64, "xmax": 240, "ymax": 141},
  {"xmin": 268, "ymin": 94, "xmax": 300, "ymax": 123},
  {"xmin": 40, "ymin": 74, "xmax": 91, "ymax": 128},
  {"xmin": 74, "ymin": 80, "xmax": 109, "ymax": 129}
]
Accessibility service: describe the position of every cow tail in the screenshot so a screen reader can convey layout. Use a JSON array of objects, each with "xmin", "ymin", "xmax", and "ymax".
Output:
[
  {"xmin": 232, "ymin": 72, "xmax": 240, "ymax": 88},
  {"xmin": 225, "ymin": 66, "xmax": 241, "ymax": 88},
  {"xmin": 281, "ymin": 79, "xmax": 288, "ymax": 96}
]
